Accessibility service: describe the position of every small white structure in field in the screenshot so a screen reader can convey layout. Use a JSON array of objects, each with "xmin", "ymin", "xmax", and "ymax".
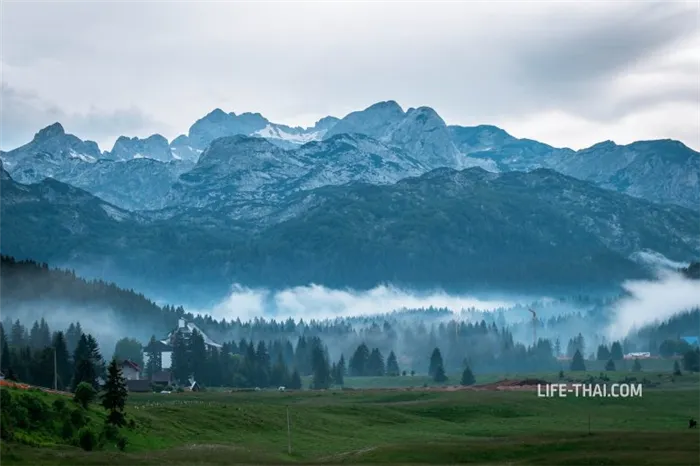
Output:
[{"xmin": 278, "ymin": 386, "xmax": 286, "ymax": 392}]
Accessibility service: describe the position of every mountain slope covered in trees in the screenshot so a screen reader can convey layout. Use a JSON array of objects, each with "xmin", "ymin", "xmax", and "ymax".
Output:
[{"xmin": 2, "ymin": 164, "xmax": 698, "ymax": 300}]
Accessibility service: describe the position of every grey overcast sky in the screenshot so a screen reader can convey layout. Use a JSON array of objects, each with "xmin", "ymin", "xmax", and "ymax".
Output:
[{"xmin": 1, "ymin": 0, "xmax": 699, "ymax": 152}]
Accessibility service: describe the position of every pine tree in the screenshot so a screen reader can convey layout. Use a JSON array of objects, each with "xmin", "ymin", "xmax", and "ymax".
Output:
[
  {"xmin": 632, "ymin": 358, "xmax": 642, "ymax": 372},
  {"xmin": 596, "ymin": 345, "xmax": 611, "ymax": 361},
  {"xmin": 289, "ymin": 370, "xmax": 302, "ymax": 390},
  {"xmin": 386, "ymin": 351, "xmax": 400, "ymax": 376},
  {"xmin": 610, "ymin": 341, "xmax": 624, "ymax": 361},
  {"xmin": 349, "ymin": 343, "xmax": 370, "ymax": 376},
  {"xmin": 605, "ymin": 359, "xmax": 616, "ymax": 371},
  {"xmin": 171, "ymin": 331, "xmax": 190, "ymax": 385},
  {"xmin": 52, "ymin": 331, "xmax": 71, "ymax": 390},
  {"xmin": 310, "ymin": 344, "xmax": 331, "ymax": 389},
  {"xmin": 144, "ymin": 335, "xmax": 162, "ymax": 380},
  {"xmin": 333, "ymin": 357, "xmax": 345, "ymax": 386},
  {"xmin": 367, "ymin": 348, "xmax": 385, "ymax": 376},
  {"xmin": 460, "ymin": 365, "xmax": 475, "ymax": 386},
  {"xmin": 101, "ymin": 359, "xmax": 128, "ymax": 427},
  {"xmin": 189, "ymin": 330, "xmax": 208, "ymax": 384},
  {"xmin": 72, "ymin": 335, "xmax": 97, "ymax": 391},
  {"xmin": 429, "ymin": 348, "xmax": 444, "ymax": 377},
  {"xmin": 433, "ymin": 364, "xmax": 448, "ymax": 383},
  {"xmin": 0, "ymin": 340, "xmax": 12, "ymax": 371},
  {"xmin": 337, "ymin": 355, "xmax": 346, "ymax": 377},
  {"xmin": 85, "ymin": 335, "xmax": 105, "ymax": 382},
  {"xmin": 570, "ymin": 349, "xmax": 586, "ymax": 371}
]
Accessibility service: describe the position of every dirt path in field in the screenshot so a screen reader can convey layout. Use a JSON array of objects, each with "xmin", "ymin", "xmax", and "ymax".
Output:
[
  {"xmin": 319, "ymin": 446, "xmax": 378, "ymax": 462},
  {"xmin": 369, "ymin": 378, "xmax": 549, "ymax": 393}
]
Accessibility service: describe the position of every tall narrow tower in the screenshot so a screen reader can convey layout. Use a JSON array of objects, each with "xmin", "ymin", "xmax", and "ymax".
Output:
[{"xmin": 528, "ymin": 308, "xmax": 537, "ymax": 348}]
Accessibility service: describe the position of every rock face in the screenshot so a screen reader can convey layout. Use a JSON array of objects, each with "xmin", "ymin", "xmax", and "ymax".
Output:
[
  {"xmin": 108, "ymin": 134, "xmax": 172, "ymax": 162},
  {"xmin": 1, "ymin": 123, "xmax": 102, "ymax": 182}
]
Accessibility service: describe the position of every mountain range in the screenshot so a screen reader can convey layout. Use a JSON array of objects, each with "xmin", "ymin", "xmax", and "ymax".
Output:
[{"xmin": 1, "ymin": 100, "xmax": 698, "ymax": 303}]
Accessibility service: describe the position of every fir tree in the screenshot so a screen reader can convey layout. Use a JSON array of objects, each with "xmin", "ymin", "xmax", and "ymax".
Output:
[
  {"xmin": 289, "ymin": 369, "xmax": 302, "ymax": 390},
  {"xmin": 433, "ymin": 364, "xmax": 448, "ymax": 383},
  {"xmin": 610, "ymin": 341, "xmax": 624, "ymax": 361},
  {"xmin": 632, "ymin": 358, "xmax": 642, "ymax": 372},
  {"xmin": 596, "ymin": 345, "xmax": 611, "ymax": 361},
  {"xmin": 171, "ymin": 331, "xmax": 190, "ymax": 385},
  {"xmin": 101, "ymin": 359, "xmax": 128, "ymax": 427},
  {"xmin": 428, "ymin": 348, "xmax": 444, "ymax": 377},
  {"xmin": 460, "ymin": 365, "xmax": 476, "ymax": 386},
  {"xmin": 310, "ymin": 343, "xmax": 331, "ymax": 389},
  {"xmin": 333, "ymin": 357, "xmax": 345, "ymax": 386},
  {"xmin": 367, "ymin": 348, "xmax": 385, "ymax": 376},
  {"xmin": 349, "ymin": 343, "xmax": 370, "ymax": 376},
  {"xmin": 386, "ymin": 351, "xmax": 400, "ymax": 376},
  {"xmin": 605, "ymin": 359, "xmax": 616, "ymax": 371},
  {"xmin": 144, "ymin": 335, "xmax": 162, "ymax": 380},
  {"xmin": 0, "ymin": 340, "xmax": 12, "ymax": 371},
  {"xmin": 570, "ymin": 349, "xmax": 586, "ymax": 371},
  {"xmin": 52, "ymin": 331, "xmax": 71, "ymax": 390},
  {"xmin": 72, "ymin": 335, "xmax": 97, "ymax": 391}
]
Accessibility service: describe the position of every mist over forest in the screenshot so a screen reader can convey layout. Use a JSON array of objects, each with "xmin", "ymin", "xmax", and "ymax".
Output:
[{"xmin": 2, "ymin": 255, "xmax": 698, "ymax": 385}]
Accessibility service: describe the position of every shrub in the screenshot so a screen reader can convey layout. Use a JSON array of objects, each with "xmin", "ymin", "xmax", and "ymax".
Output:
[
  {"xmin": 70, "ymin": 408, "xmax": 86, "ymax": 428},
  {"xmin": 117, "ymin": 435, "xmax": 128, "ymax": 451},
  {"xmin": 11, "ymin": 404, "xmax": 29, "ymax": 429},
  {"xmin": 78, "ymin": 427, "xmax": 97, "ymax": 451},
  {"xmin": 61, "ymin": 419, "xmax": 74, "ymax": 440},
  {"xmin": 21, "ymin": 393, "xmax": 51, "ymax": 426},
  {"xmin": 1, "ymin": 411, "xmax": 14, "ymax": 440},
  {"xmin": 53, "ymin": 398, "xmax": 67, "ymax": 413},
  {"xmin": 102, "ymin": 423, "xmax": 119, "ymax": 441},
  {"xmin": 0, "ymin": 388, "xmax": 12, "ymax": 408},
  {"xmin": 74, "ymin": 382, "xmax": 96, "ymax": 409}
]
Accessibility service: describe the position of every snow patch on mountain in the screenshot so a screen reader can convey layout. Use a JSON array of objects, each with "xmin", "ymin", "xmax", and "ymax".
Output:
[
  {"xmin": 69, "ymin": 149, "xmax": 96, "ymax": 163},
  {"xmin": 253, "ymin": 124, "xmax": 326, "ymax": 145}
]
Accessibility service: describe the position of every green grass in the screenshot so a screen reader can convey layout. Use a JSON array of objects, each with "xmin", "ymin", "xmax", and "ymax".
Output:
[{"xmin": 2, "ymin": 372, "xmax": 699, "ymax": 465}]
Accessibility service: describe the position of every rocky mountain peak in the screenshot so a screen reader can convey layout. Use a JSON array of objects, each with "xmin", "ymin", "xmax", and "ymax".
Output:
[{"xmin": 34, "ymin": 122, "xmax": 66, "ymax": 141}]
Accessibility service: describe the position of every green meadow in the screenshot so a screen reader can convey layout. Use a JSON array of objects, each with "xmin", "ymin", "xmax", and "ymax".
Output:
[{"xmin": 2, "ymin": 371, "xmax": 699, "ymax": 465}]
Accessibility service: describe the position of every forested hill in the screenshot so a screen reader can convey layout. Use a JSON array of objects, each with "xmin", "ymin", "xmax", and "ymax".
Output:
[{"xmin": 0, "ymin": 255, "xmax": 184, "ymax": 339}]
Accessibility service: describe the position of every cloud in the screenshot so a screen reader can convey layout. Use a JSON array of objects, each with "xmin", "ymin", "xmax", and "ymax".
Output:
[
  {"xmin": 1, "ymin": 1, "xmax": 698, "ymax": 150},
  {"xmin": 1, "ymin": 83, "xmax": 168, "ymax": 151},
  {"xmin": 195, "ymin": 283, "xmax": 513, "ymax": 322},
  {"xmin": 606, "ymin": 270, "xmax": 700, "ymax": 339}
]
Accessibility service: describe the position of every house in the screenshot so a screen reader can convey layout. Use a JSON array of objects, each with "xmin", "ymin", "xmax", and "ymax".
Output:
[
  {"xmin": 151, "ymin": 370, "xmax": 173, "ymax": 388},
  {"xmin": 624, "ymin": 352, "xmax": 652, "ymax": 360},
  {"xmin": 121, "ymin": 360, "xmax": 141, "ymax": 380},
  {"xmin": 126, "ymin": 379, "xmax": 152, "ymax": 393},
  {"xmin": 143, "ymin": 318, "xmax": 222, "ymax": 370},
  {"xmin": 681, "ymin": 336, "xmax": 699, "ymax": 348}
]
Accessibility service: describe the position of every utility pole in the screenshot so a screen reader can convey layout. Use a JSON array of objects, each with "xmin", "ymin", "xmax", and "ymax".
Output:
[{"xmin": 286, "ymin": 405, "xmax": 292, "ymax": 455}]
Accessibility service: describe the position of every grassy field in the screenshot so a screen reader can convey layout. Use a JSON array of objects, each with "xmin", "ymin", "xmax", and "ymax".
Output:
[{"xmin": 2, "ymin": 371, "xmax": 699, "ymax": 465}]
